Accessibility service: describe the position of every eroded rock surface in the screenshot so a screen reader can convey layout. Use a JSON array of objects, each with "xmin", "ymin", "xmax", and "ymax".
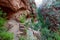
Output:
[{"xmin": 0, "ymin": 0, "xmax": 31, "ymax": 11}]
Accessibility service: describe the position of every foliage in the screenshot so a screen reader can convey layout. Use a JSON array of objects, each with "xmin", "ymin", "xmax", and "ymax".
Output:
[
  {"xmin": 19, "ymin": 14, "xmax": 26, "ymax": 23},
  {"xmin": 0, "ymin": 17, "xmax": 6, "ymax": 27},
  {"xmin": 19, "ymin": 0, "xmax": 60, "ymax": 40},
  {"xmin": 19, "ymin": 36, "xmax": 26, "ymax": 40},
  {"xmin": 0, "ymin": 32, "xmax": 13, "ymax": 40},
  {"xmin": 0, "ymin": 9, "xmax": 14, "ymax": 40},
  {"xmin": 36, "ymin": 0, "xmax": 60, "ymax": 40}
]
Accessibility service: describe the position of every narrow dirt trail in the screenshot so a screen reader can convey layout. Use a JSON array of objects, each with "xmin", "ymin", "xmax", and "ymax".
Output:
[{"xmin": 8, "ymin": 20, "xmax": 20, "ymax": 40}]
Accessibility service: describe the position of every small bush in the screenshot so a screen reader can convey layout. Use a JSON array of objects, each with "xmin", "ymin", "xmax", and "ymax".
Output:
[
  {"xmin": 19, "ymin": 36, "xmax": 26, "ymax": 40},
  {"xmin": 0, "ymin": 32, "xmax": 13, "ymax": 40},
  {"xmin": 0, "ymin": 10, "xmax": 14, "ymax": 40}
]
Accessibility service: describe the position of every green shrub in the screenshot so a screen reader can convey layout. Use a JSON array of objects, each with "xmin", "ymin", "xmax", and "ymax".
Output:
[
  {"xmin": 19, "ymin": 14, "xmax": 26, "ymax": 23},
  {"xmin": 54, "ymin": 32, "xmax": 60, "ymax": 40},
  {"xmin": 0, "ymin": 32, "xmax": 13, "ymax": 40},
  {"xmin": 19, "ymin": 36, "xmax": 26, "ymax": 40},
  {"xmin": 37, "ymin": 5, "xmax": 60, "ymax": 40},
  {"xmin": 0, "ymin": 17, "xmax": 6, "ymax": 27},
  {"xmin": 0, "ymin": 10, "xmax": 14, "ymax": 40}
]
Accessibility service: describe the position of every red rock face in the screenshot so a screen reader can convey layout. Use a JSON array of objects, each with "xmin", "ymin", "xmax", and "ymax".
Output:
[
  {"xmin": 0, "ymin": 0, "xmax": 30, "ymax": 19},
  {"xmin": 0, "ymin": 0, "xmax": 28, "ymax": 11},
  {"xmin": 0, "ymin": 0, "xmax": 36, "ymax": 20}
]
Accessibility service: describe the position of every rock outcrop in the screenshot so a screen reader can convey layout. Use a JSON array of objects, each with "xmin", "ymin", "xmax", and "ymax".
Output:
[
  {"xmin": 0, "ymin": 0, "xmax": 31, "ymax": 11},
  {"xmin": 0, "ymin": 0, "xmax": 38, "ymax": 40},
  {"xmin": 0, "ymin": 0, "xmax": 32, "ymax": 20}
]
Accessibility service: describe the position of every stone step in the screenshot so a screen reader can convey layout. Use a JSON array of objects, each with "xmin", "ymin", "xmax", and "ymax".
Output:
[{"xmin": 19, "ymin": 28, "xmax": 25, "ymax": 30}]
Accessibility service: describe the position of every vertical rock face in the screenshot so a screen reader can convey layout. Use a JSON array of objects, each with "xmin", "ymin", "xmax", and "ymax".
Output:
[
  {"xmin": 0, "ymin": 0, "xmax": 36, "ymax": 20},
  {"xmin": 0, "ymin": 0, "xmax": 31, "ymax": 19},
  {"xmin": 0, "ymin": 0, "xmax": 30, "ymax": 11}
]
